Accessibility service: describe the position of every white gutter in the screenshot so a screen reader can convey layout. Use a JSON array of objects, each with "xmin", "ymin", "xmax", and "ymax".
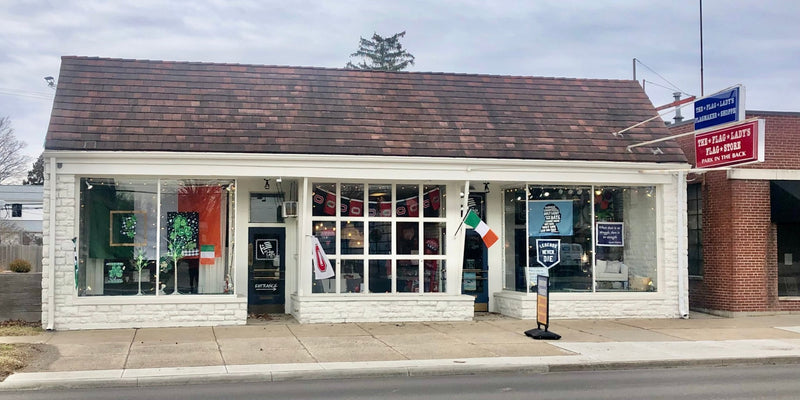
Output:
[
  {"xmin": 46, "ymin": 157, "xmax": 57, "ymax": 330},
  {"xmin": 676, "ymin": 171, "xmax": 689, "ymax": 319}
]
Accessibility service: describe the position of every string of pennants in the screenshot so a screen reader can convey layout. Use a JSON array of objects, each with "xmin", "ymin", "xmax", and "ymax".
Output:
[{"xmin": 312, "ymin": 187, "xmax": 442, "ymax": 217}]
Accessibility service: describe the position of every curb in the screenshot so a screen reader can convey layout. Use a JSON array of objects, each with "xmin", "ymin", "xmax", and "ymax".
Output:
[{"xmin": 4, "ymin": 355, "xmax": 800, "ymax": 391}]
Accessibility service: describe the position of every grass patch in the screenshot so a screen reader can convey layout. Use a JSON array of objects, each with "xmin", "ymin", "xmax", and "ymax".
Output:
[
  {"xmin": 0, "ymin": 343, "xmax": 28, "ymax": 381},
  {"xmin": 0, "ymin": 320, "xmax": 42, "ymax": 337}
]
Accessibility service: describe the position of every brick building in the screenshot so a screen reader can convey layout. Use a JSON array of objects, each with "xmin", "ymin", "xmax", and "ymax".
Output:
[{"xmin": 671, "ymin": 111, "xmax": 800, "ymax": 315}]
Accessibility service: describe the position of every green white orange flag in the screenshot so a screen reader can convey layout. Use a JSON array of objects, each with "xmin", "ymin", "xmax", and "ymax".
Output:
[{"xmin": 464, "ymin": 209, "xmax": 499, "ymax": 248}]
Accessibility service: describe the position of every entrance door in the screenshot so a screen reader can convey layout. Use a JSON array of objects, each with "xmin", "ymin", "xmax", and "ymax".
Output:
[
  {"xmin": 248, "ymin": 227, "xmax": 286, "ymax": 314},
  {"xmin": 462, "ymin": 193, "xmax": 489, "ymax": 312}
]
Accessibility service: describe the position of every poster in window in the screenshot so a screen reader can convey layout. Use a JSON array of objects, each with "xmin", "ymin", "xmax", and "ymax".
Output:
[
  {"xmin": 528, "ymin": 200, "xmax": 573, "ymax": 237},
  {"xmin": 166, "ymin": 211, "xmax": 199, "ymax": 256},
  {"xmin": 255, "ymin": 239, "xmax": 278, "ymax": 260},
  {"xmin": 104, "ymin": 261, "xmax": 125, "ymax": 284},
  {"xmin": 596, "ymin": 222, "xmax": 624, "ymax": 247},
  {"xmin": 462, "ymin": 272, "xmax": 477, "ymax": 291}
]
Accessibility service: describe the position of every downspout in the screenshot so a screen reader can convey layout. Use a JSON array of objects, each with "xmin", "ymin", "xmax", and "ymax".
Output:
[
  {"xmin": 676, "ymin": 171, "xmax": 689, "ymax": 318},
  {"xmin": 46, "ymin": 157, "xmax": 57, "ymax": 330}
]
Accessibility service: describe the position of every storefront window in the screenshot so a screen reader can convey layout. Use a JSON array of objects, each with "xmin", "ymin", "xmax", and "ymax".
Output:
[
  {"xmin": 503, "ymin": 188, "xmax": 527, "ymax": 292},
  {"xmin": 687, "ymin": 183, "xmax": 703, "ymax": 276},
  {"xmin": 423, "ymin": 222, "xmax": 446, "ymax": 293},
  {"xmin": 528, "ymin": 186, "xmax": 593, "ymax": 292},
  {"xmin": 772, "ymin": 181, "xmax": 800, "ymax": 296},
  {"xmin": 249, "ymin": 193, "xmax": 284, "ymax": 223},
  {"xmin": 594, "ymin": 186, "xmax": 657, "ymax": 292},
  {"xmin": 310, "ymin": 182, "xmax": 446, "ymax": 294},
  {"xmin": 77, "ymin": 177, "xmax": 235, "ymax": 296},
  {"xmin": 503, "ymin": 184, "xmax": 657, "ymax": 294},
  {"xmin": 340, "ymin": 259, "xmax": 363, "ymax": 293}
]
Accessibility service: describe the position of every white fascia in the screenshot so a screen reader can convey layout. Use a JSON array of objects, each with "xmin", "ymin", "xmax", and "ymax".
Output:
[
  {"xmin": 45, "ymin": 150, "xmax": 689, "ymax": 184},
  {"xmin": 727, "ymin": 169, "xmax": 800, "ymax": 180}
]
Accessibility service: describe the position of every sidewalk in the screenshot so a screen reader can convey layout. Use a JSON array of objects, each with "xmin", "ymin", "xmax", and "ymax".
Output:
[{"xmin": 3, "ymin": 312, "xmax": 800, "ymax": 390}]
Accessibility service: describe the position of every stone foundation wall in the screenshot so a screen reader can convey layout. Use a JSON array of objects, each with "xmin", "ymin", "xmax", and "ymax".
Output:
[{"xmin": 291, "ymin": 294, "xmax": 475, "ymax": 323}]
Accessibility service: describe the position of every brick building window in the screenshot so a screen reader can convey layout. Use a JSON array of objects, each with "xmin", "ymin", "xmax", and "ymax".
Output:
[
  {"xmin": 772, "ymin": 181, "xmax": 800, "ymax": 296},
  {"xmin": 11, "ymin": 203, "xmax": 22, "ymax": 217},
  {"xmin": 687, "ymin": 183, "xmax": 703, "ymax": 276}
]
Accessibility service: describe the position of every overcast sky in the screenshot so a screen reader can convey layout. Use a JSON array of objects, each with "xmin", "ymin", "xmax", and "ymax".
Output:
[{"xmin": 2, "ymin": 0, "xmax": 799, "ymax": 159}]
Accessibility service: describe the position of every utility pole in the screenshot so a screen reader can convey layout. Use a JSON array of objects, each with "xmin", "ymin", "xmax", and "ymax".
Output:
[{"xmin": 699, "ymin": 0, "xmax": 704, "ymax": 96}]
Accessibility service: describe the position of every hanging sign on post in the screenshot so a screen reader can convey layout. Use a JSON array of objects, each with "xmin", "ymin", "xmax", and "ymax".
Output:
[
  {"xmin": 694, "ymin": 85, "xmax": 744, "ymax": 130},
  {"xmin": 695, "ymin": 118, "xmax": 765, "ymax": 169}
]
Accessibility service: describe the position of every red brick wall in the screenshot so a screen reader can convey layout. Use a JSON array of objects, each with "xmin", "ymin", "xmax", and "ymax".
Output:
[
  {"xmin": 748, "ymin": 112, "xmax": 800, "ymax": 170},
  {"xmin": 671, "ymin": 112, "xmax": 800, "ymax": 314}
]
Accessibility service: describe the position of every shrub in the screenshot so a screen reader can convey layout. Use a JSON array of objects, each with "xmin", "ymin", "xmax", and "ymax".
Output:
[{"xmin": 8, "ymin": 259, "xmax": 31, "ymax": 273}]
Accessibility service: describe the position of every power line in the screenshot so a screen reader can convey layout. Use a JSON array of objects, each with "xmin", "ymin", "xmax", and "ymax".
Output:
[
  {"xmin": 643, "ymin": 79, "xmax": 692, "ymax": 97},
  {"xmin": 0, "ymin": 88, "xmax": 54, "ymax": 101},
  {"xmin": 635, "ymin": 59, "xmax": 691, "ymax": 97}
]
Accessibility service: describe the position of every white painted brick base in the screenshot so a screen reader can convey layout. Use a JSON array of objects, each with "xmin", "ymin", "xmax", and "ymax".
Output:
[
  {"xmin": 47, "ymin": 299, "xmax": 248, "ymax": 331},
  {"xmin": 291, "ymin": 294, "xmax": 475, "ymax": 323},
  {"xmin": 494, "ymin": 291, "xmax": 681, "ymax": 319}
]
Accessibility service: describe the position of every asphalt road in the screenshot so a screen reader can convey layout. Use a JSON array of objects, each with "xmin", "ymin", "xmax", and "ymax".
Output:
[{"xmin": 2, "ymin": 364, "xmax": 800, "ymax": 400}]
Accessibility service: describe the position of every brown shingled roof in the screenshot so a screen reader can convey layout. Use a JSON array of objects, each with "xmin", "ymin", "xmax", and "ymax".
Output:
[{"xmin": 45, "ymin": 56, "xmax": 687, "ymax": 163}]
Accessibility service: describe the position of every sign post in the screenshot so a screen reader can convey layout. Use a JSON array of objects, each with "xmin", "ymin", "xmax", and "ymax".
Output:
[{"xmin": 524, "ymin": 275, "xmax": 561, "ymax": 340}]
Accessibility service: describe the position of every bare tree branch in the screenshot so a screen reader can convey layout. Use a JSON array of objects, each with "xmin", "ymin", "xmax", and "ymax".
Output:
[{"xmin": 0, "ymin": 117, "xmax": 29, "ymax": 184}]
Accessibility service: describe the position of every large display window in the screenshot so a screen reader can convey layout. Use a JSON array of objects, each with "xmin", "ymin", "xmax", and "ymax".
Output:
[
  {"xmin": 77, "ymin": 177, "xmax": 236, "ymax": 296},
  {"xmin": 772, "ymin": 181, "xmax": 800, "ymax": 296},
  {"xmin": 311, "ymin": 182, "xmax": 446, "ymax": 294},
  {"xmin": 504, "ymin": 184, "xmax": 658, "ymax": 293}
]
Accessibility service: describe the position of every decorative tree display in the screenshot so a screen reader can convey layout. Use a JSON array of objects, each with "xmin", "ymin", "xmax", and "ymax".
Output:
[
  {"xmin": 345, "ymin": 31, "xmax": 415, "ymax": 71},
  {"xmin": 133, "ymin": 247, "xmax": 148, "ymax": 295},
  {"xmin": 164, "ymin": 213, "xmax": 197, "ymax": 295}
]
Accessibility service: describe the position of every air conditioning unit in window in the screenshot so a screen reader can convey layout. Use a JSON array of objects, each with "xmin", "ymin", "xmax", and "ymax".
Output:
[{"xmin": 282, "ymin": 201, "xmax": 298, "ymax": 218}]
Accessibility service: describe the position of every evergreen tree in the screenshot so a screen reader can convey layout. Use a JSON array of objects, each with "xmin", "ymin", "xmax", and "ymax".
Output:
[
  {"xmin": 23, "ymin": 153, "xmax": 44, "ymax": 185},
  {"xmin": 345, "ymin": 31, "xmax": 415, "ymax": 71}
]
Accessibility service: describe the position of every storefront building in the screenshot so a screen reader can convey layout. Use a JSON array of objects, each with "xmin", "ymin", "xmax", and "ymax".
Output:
[
  {"xmin": 671, "ymin": 111, "xmax": 800, "ymax": 315},
  {"xmin": 42, "ymin": 57, "xmax": 690, "ymax": 330}
]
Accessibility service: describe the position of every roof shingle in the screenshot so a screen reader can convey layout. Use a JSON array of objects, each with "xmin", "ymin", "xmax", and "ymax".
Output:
[{"xmin": 45, "ymin": 56, "xmax": 687, "ymax": 163}]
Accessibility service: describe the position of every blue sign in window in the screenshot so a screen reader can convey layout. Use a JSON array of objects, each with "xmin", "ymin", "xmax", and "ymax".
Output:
[{"xmin": 596, "ymin": 222, "xmax": 624, "ymax": 247}]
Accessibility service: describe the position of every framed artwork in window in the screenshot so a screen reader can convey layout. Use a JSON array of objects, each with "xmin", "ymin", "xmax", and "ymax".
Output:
[{"xmin": 109, "ymin": 210, "xmax": 147, "ymax": 247}]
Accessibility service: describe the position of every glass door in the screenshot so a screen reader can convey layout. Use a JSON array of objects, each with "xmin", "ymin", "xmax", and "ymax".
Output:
[
  {"xmin": 462, "ymin": 193, "xmax": 489, "ymax": 311},
  {"xmin": 248, "ymin": 227, "xmax": 286, "ymax": 314}
]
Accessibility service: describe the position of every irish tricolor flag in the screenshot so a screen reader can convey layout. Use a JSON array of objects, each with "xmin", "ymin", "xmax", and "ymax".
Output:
[
  {"xmin": 200, "ymin": 245, "xmax": 215, "ymax": 265},
  {"xmin": 464, "ymin": 209, "xmax": 499, "ymax": 248}
]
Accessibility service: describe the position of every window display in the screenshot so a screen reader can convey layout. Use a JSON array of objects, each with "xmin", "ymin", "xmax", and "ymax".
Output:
[
  {"xmin": 310, "ymin": 182, "xmax": 446, "ymax": 294},
  {"xmin": 503, "ymin": 184, "xmax": 657, "ymax": 294},
  {"xmin": 77, "ymin": 177, "xmax": 235, "ymax": 296}
]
